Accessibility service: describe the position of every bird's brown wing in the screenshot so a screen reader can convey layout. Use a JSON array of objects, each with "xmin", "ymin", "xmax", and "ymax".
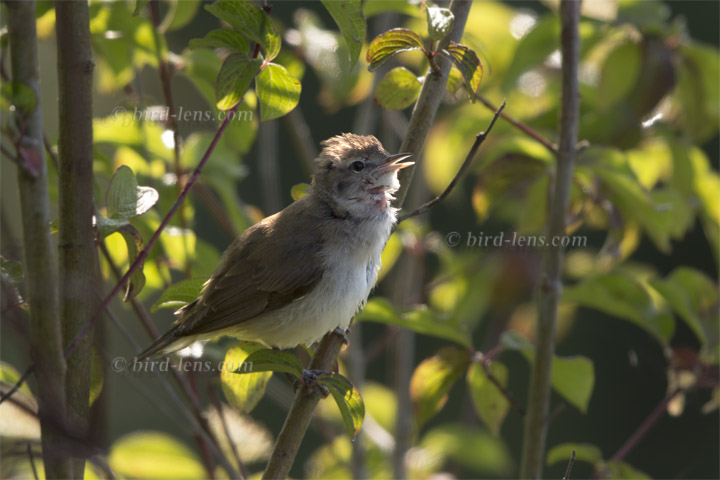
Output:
[{"xmin": 174, "ymin": 204, "xmax": 325, "ymax": 337}]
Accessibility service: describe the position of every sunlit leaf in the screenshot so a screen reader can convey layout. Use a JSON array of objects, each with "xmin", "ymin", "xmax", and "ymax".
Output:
[
  {"xmin": 321, "ymin": 0, "xmax": 366, "ymax": 67},
  {"xmin": 106, "ymin": 166, "xmax": 159, "ymax": 220},
  {"xmin": 151, "ymin": 278, "xmax": 207, "ymax": 312},
  {"xmin": 237, "ymin": 348, "xmax": 305, "ymax": 379},
  {"xmin": 255, "ymin": 63, "xmax": 301, "ymax": 121},
  {"xmin": 205, "ymin": 0, "xmax": 280, "ymax": 61},
  {"xmin": 410, "ymin": 346, "xmax": 472, "ymax": 426},
  {"xmin": 356, "ymin": 298, "xmax": 472, "ymax": 347},
  {"xmin": 318, "ymin": 372, "xmax": 365, "ymax": 438},
  {"xmin": 546, "ymin": 442, "xmax": 602, "ymax": 466},
  {"xmin": 206, "ymin": 404, "xmax": 273, "ymax": 466},
  {"xmin": 189, "ymin": 28, "xmax": 249, "ymax": 53},
  {"xmin": 291, "ymin": 183, "xmax": 310, "ymax": 201},
  {"xmin": 366, "ymin": 28, "xmax": 424, "ymax": 71},
  {"xmin": 0, "ymin": 362, "xmax": 39, "ymax": 439},
  {"xmin": 109, "ymin": 431, "xmax": 206, "ymax": 479},
  {"xmin": 375, "ymin": 66, "xmax": 422, "ymax": 110},
  {"xmin": 216, "ymin": 54, "xmax": 262, "ymax": 110},
  {"xmin": 163, "ymin": 0, "xmax": 201, "ymax": 31},
  {"xmin": 426, "ymin": 6, "xmax": 454, "ymax": 41},
  {"xmin": 467, "ymin": 361, "xmax": 510, "ymax": 436},
  {"xmin": 379, "ymin": 231, "xmax": 402, "ymax": 281},
  {"xmin": 221, "ymin": 343, "xmax": 273, "ymax": 413},
  {"xmin": 443, "ymin": 42, "xmax": 483, "ymax": 97},
  {"xmin": 363, "ymin": 0, "xmax": 421, "ymax": 18}
]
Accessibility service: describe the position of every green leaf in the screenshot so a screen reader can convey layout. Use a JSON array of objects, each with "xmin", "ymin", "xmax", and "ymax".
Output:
[
  {"xmin": 0, "ymin": 361, "xmax": 33, "ymax": 398},
  {"xmin": 410, "ymin": 346, "xmax": 472, "ymax": 426},
  {"xmin": 375, "ymin": 66, "xmax": 422, "ymax": 110},
  {"xmin": 216, "ymin": 54, "xmax": 262, "ymax": 110},
  {"xmin": 321, "ymin": 0, "xmax": 366, "ymax": 67},
  {"xmin": 650, "ymin": 268, "xmax": 718, "ymax": 361},
  {"xmin": 546, "ymin": 442, "xmax": 603, "ymax": 467},
  {"xmin": 356, "ymin": 298, "xmax": 472, "ymax": 347},
  {"xmin": 205, "ymin": 0, "xmax": 280, "ymax": 61},
  {"xmin": 426, "ymin": 6, "xmax": 454, "ymax": 41},
  {"xmin": 220, "ymin": 343, "xmax": 273, "ymax": 413},
  {"xmin": 106, "ymin": 165, "xmax": 159, "ymax": 220},
  {"xmin": 366, "ymin": 28, "xmax": 424, "ymax": 71},
  {"xmin": 318, "ymin": 372, "xmax": 365, "ymax": 438},
  {"xmin": 378, "ymin": 231, "xmax": 402, "ymax": 281},
  {"xmin": 89, "ymin": 348, "xmax": 104, "ymax": 407},
  {"xmin": 163, "ymin": 0, "xmax": 201, "ymax": 31},
  {"xmin": 0, "ymin": 82, "xmax": 37, "ymax": 115},
  {"xmin": 0, "ymin": 256, "xmax": 23, "ymax": 286},
  {"xmin": 563, "ymin": 272, "xmax": 675, "ymax": 344},
  {"xmin": 117, "ymin": 224, "xmax": 146, "ymax": 301},
  {"xmin": 237, "ymin": 348, "xmax": 305, "ymax": 379},
  {"xmin": 255, "ymin": 63, "xmax": 301, "ymax": 121},
  {"xmin": 467, "ymin": 361, "xmax": 510, "ymax": 436},
  {"xmin": 443, "ymin": 42, "xmax": 483, "ymax": 97},
  {"xmin": 290, "ymin": 183, "xmax": 310, "ymax": 201},
  {"xmin": 598, "ymin": 42, "xmax": 641, "ymax": 110},
  {"xmin": 109, "ymin": 431, "xmax": 206, "ymax": 479},
  {"xmin": 501, "ymin": 331, "xmax": 595, "ymax": 413},
  {"xmin": 189, "ymin": 29, "xmax": 249, "ymax": 53},
  {"xmin": 151, "ymin": 278, "xmax": 207, "ymax": 312}
]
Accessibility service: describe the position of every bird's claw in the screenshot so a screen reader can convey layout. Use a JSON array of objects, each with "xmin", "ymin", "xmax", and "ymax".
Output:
[
  {"xmin": 302, "ymin": 369, "xmax": 330, "ymax": 397},
  {"xmin": 332, "ymin": 326, "xmax": 351, "ymax": 346}
]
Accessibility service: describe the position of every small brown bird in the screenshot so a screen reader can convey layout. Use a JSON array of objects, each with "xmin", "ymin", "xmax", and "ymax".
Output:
[{"xmin": 138, "ymin": 134, "xmax": 412, "ymax": 358}]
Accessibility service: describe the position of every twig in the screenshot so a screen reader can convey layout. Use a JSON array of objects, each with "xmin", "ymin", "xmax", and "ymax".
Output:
[
  {"xmin": 208, "ymin": 384, "xmax": 248, "ymax": 479},
  {"xmin": 397, "ymin": 101, "xmax": 505, "ymax": 224},
  {"xmin": 519, "ymin": 1, "xmax": 581, "ymax": 477},
  {"xmin": 27, "ymin": 443, "xmax": 39, "ymax": 480},
  {"xmin": 475, "ymin": 94, "xmax": 557, "ymax": 153},
  {"xmin": 0, "ymin": 365, "xmax": 34, "ymax": 405},
  {"xmin": 609, "ymin": 387, "xmax": 683, "ymax": 463},
  {"xmin": 149, "ymin": 0, "xmax": 191, "ymax": 279},
  {"xmin": 481, "ymin": 358, "xmax": 526, "ymax": 416},
  {"xmin": 63, "ymin": 103, "xmax": 239, "ymax": 360},
  {"xmin": 563, "ymin": 449, "xmax": 576, "ymax": 480}
]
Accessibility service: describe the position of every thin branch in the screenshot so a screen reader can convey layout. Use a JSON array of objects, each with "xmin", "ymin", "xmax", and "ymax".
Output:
[
  {"xmin": 563, "ymin": 449, "xmax": 576, "ymax": 480},
  {"xmin": 63, "ymin": 103, "xmax": 239, "ymax": 359},
  {"xmin": 0, "ymin": 365, "xmax": 34, "ymax": 405},
  {"xmin": 27, "ymin": 443, "xmax": 39, "ymax": 480},
  {"xmin": 475, "ymin": 94, "xmax": 557, "ymax": 153},
  {"xmin": 481, "ymin": 358, "xmax": 526, "ymax": 416},
  {"xmin": 397, "ymin": 101, "xmax": 505, "ymax": 224},
  {"xmin": 609, "ymin": 387, "xmax": 683, "ymax": 463},
  {"xmin": 519, "ymin": 1, "xmax": 581, "ymax": 478}
]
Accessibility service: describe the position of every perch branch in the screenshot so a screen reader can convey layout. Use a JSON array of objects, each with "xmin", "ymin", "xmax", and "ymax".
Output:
[
  {"xmin": 519, "ymin": 1, "xmax": 581, "ymax": 478},
  {"xmin": 563, "ymin": 449, "xmax": 576, "ymax": 480}
]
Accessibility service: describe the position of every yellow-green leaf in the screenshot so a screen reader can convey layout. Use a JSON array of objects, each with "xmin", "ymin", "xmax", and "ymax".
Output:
[
  {"xmin": 189, "ymin": 28, "xmax": 249, "ymax": 53},
  {"xmin": 216, "ymin": 54, "xmax": 262, "ymax": 110},
  {"xmin": 321, "ymin": 0, "xmax": 366, "ymax": 67},
  {"xmin": 366, "ymin": 28, "xmax": 424, "ymax": 71},
  {"xmin": 546, "ymin": 442, "xmax": 603, "ymax": 467},
  {"xmin": 151, "ymin": 277, "xmax": 207, "ymax": 313},
  {"xmin": 444, "ymin": 42, "xmax": 483, "ymax": 97},
  {"xmin": 318, "ymin": 372, "xmax": 365, "ymax": 438},
  {"xmin": 255, "ymin": 63, "xmax": 301, "ymax": 121},
  {"xmin": 220, "ymin": 343, "xmax": 272, "ymax": 413},
  {"xmin": 109, "ymin": 431, "xmax": 206, "ymax": 479},
  {"xmin": 237, "ymin": 348, "xmax": 305, "ymax": 379},
  {"xmin": 375, "ymin": 66, "xmax": 421, "ymax": 110},
  {"xmin": 467, "ymin": 361, "xmax": 510, "ymax": 436},
  {"xmin": 205, "ymin": 0, "xmax": 280, "ymax": 60}
]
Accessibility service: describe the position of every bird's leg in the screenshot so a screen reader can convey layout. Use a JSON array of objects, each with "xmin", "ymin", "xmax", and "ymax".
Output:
[
  {"xmin": 332, "ymin": 326, "xmax": 351, "ymax": 346},
  {"xmin": 302, "ymin": 369, "xmax": 330, "ymax": 397}
]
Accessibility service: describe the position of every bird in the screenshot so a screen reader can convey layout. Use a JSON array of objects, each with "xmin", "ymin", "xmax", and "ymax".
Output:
[{"xmin": 137, "ymin": 133, "xmax": 413, "ymax": 359}]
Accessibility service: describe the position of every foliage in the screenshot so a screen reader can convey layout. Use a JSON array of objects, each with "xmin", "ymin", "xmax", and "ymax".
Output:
[{"xmin": 1, "ymin": 0, "xmax": 718, "ymax": 479}]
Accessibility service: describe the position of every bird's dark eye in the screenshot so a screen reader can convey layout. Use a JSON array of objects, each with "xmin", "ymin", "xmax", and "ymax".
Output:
[{"xmin": 350, "ymin": 160, "xmax": 365, "ymax": 172}]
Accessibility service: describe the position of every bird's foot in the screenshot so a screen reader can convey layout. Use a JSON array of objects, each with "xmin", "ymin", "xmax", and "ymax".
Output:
[
  {"xmin": 332, "ymin": 326, "xmax": 351, "ymax": 346},
  {"xmin": 302, "ymin": 369, "xmax": 330, "ymax": 397}
]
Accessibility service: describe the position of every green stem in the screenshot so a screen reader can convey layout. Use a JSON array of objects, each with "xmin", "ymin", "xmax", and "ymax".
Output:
[
  {"xmin": 519, "ymin": 1, "xmax": 581, "ymax": 477},
  {"xmin": 6, "ymin": 0, "xmax": 70, "ymax": 476}
]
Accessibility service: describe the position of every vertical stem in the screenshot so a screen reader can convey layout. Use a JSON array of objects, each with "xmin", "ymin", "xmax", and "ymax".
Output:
[
  {"xmin": 519, "ymin": 1, "xmax": 581, "ymax": 478},
  {"xmin": 258, "ymin": 119, "xmax": 282, "ymax": 213},
  {"xmin": 55, "ymin": 0, "xmax": 97, "ymax": 476},
  {"xmin": 6, "ymin": 0, "xmax": 70, "ymax": 476}
]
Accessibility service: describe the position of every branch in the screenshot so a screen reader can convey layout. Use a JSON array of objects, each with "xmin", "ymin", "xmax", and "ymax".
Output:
[
  {"xmin": 6, "ymin": 0, "xmax": 70, "ymax": 476},
  {"xmin": 481, "ymin": 356, "xmax": 526, "ymax": 417},
  {"xmin": 609, "ymin": 387, "xmax": 683, "ymax": 463},
  {"xmin": 55, "ymin": 2, "xmax": 98, "ymax": 475},
  {"xmin": 475, "ymin": 94, "xmax": 557, "ymax": 153},
  {"xmin": 519, "ymin": 1, "xmax": 581, "ymax": 478},
  {"xmin": 261, "ymin": 2, "xmax": 474, "ymax": 478},
  {"xmin": 397, "ymin": 101, "xmax": 505, "ymax": 224},
  {"xmin": 563, "ymin": 449, "xmax": 576, "ymax": 480}
]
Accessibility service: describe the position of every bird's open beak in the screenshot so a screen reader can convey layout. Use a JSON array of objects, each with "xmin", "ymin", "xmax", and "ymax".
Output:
[{"xmin": 378, "ymin": 153, "xmax": 414, "ymax": 173}]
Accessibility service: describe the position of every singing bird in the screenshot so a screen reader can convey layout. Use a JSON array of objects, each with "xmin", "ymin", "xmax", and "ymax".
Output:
[{"xmin": 138, "ymin": 134, "xmax": 412, "ymax": 359}]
